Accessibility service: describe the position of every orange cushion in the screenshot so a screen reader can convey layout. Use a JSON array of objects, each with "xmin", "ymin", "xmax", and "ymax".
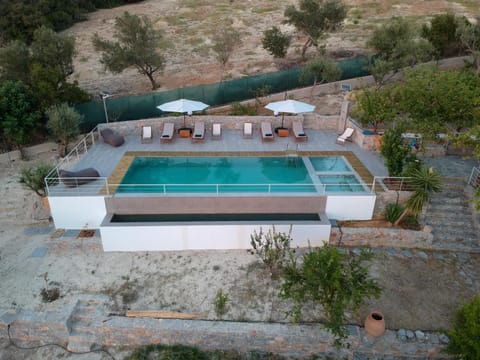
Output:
[
  {"xmin": 278, "ymin": 129, "xmax": 289, "ymax": 137},
  {"xmin": 179, "ymin": 130, "xmax": 190, "ymax": 138}
]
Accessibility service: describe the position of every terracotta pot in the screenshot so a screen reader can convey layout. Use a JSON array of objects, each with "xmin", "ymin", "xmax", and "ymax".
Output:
[{"xmin": 365, "ymin": 311, "xmax": 385, "ymax": 337}]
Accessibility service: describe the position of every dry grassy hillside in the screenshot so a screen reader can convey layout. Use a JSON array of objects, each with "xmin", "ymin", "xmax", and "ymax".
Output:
[{"xmin": 66, "ymin": 0, "xmax": 478, "ymax": 97}]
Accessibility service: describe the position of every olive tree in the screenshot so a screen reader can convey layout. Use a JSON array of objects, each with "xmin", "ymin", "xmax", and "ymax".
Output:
[
  {"xmin": 300, "ymin": 56, "xmax": 341, "ymax": 98},
  {"xmin": 93, "ymin": 12, "xmax": 169, "ymax": 90},
  {"xmin": 46, "ymin": 103, "xmax": 83, "ymax": 157},
  {"xmin": 367, "ymin": 17, "xmax": 435, "ymax": 83},
  {"xmin": 212, "ymin": 26, "xmax": 242, "ymax": 77},
  {"xmin": 284, "ymin": 0, "xmax": 346, "ymax": 59}
]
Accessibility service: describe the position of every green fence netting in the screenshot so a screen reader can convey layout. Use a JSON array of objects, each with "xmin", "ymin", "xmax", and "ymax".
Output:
[{"xmin": 76, "ymin": 56, "xmax": 370, "ymax": 130}]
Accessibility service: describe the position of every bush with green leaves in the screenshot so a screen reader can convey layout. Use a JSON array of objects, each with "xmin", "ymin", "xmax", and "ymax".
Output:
[
  {"xmin": 280, "ymin": 245, "xmax": 382, "ymax": 346},
  {"xmin": 249, "ymin": 226, "xmax": 293, "ymax": 278},
  {"xmin": 213, "ymin": 289, "xmax": 229, "ymax": 318},
  {"xmin": 380, "ymin": 127, "xmax": 410, "ymax": 176},
  {"xmin": 384, "ymin": 203, "xmax": 404, "ymax": 224},
  {"xmin": 262, "ymin": 26, "xmax": 291, "ymax": 58},
  {"xmin": 446, "ymin": 294, "xmax": 480, "ymax": 359},
  {"xmin": 230, "ymin": 102, "xmax": 257, "ymax": 116},
  {"xmin": 18, "ymin": 163, "xmax": 56, "ymax": 197}
]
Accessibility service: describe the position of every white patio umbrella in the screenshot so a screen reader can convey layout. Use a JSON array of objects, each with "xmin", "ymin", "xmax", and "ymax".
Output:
[
  {"xmin": 157, "ymin": 98, "xmax": 209, "ymax": 128},
  {"xmin": 265, "ymin": 100, "xmax": 315, "ymax": 129}
]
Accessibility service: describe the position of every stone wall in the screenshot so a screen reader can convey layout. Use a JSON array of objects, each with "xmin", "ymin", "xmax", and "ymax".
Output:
[
  {"xmin": 330, "ymin": 226, "xmax": 433, "ymax": 248},
  {"xmin": 373, "ymin": 190, "xmax": 412, "ymax": 218}
]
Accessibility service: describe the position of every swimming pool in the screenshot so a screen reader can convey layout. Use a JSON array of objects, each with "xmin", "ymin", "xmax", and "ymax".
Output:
[{"xmin": 117, "ymin": 156, "xmax": 367, "ymax": 194}]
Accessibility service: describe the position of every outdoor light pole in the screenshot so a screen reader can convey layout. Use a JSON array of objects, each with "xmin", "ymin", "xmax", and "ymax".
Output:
[{"xmin": 100, "ymin": 91, "xmax": 112, "ymax": 123}]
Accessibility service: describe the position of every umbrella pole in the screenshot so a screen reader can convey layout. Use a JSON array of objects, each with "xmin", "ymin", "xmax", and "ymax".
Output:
[
  {"xmin": 282, "ymin": 113, "xmax": 285, "ymax": 128},
  {"xmin": 183, "ymin": 114, "xmax": 186, "ymax": 128}
]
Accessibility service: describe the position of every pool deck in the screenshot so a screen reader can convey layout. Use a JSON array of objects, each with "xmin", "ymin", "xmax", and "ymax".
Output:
[{"xmin": 70, "ymin": 128, "xmax": 388, "ymax": 182}]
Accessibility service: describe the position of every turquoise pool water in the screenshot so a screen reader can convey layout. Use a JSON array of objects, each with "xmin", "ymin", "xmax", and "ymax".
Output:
[{"xmin": 118, "ymin": 156, "xmax": 366, "ymax": 194}]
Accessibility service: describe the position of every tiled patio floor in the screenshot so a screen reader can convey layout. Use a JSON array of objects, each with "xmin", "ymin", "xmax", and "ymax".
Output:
[{"xmin": 71, "ymin": 128, "xmax": 388, "ymax": 179}]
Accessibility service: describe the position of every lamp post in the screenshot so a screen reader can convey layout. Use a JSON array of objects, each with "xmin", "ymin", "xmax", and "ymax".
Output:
[{"xmin": 99, "ymin": 91, "xmax": 112, "ymax": 123}]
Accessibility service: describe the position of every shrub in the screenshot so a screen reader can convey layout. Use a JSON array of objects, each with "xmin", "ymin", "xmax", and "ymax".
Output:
[
  {"xmin": 46, "ymin": 103, "xmax": 83, "ymax": 157},
  {"xmin": 262, "ymin": 26, "xmax": 291, "ymax": 58},
  {"xmin": 446, "ymin": 294, "xmax": 480, "ymax": 359},
  {"xmin": 231, "ymin": 102, "xmax": 257, "ymax": 116},
  {"xmin": 249, "ymin": 226, "xmax": 293, "ymax": 278},
  {"xmin": 384, "ymin": 203, "xmax": 403, "ymax": 224},
  {"xmin": 380, "ymin": 127, "xmax": 409, "ymax": 176},
  {"xmin": 280, "ymin": 245, "xmax": 382, "ymax": 346},
  {"xmin": 213, "ymin": 289, "xmax": 229, "ymax": 318},
  {"xmin": 18, "ymin": 163, "xmax": 56, "ymax": 197}
]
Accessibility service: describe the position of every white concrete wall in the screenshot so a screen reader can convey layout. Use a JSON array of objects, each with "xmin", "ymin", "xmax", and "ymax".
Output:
[
  {"xmin": 100, "ymin": 223, "xmax": 330, "ymax": 252},
  {"xmin": 325, "ymin": 195, "xmax": 376, "ymax": 220},
  {"xmin": 49, "ymin": 196, "xmax": 106, "ymax": 229}
]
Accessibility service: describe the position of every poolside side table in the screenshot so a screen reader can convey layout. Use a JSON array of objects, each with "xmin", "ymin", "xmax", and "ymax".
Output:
[
  {"xmin": 179, "ymin": 129, "xmax": 191, "ymax": 138},
  {"xmin": 278, "ymin": 129, "xmax": 289, "ymax": 137}
]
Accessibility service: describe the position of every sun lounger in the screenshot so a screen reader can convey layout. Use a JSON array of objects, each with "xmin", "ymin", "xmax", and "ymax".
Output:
[
  {"xmin": 261, "ymin": 121, "xmax": 274, "ymax": 142},
  {"xmin": 336, "ymin": 127, "xmax": 354, "ymax": 144},
  {"xmin": 192, "ymin": 121, "xmax": 205, "ymax": 142},
  {"xmin": 141, "ymin": 126, "xmax": 153, "ymax": 143},
  {"xmin": 243, "ymin": 122, "xmax": 253, "ymax": 139},
  {"xmin": 212, "ymin": 123, "xmax": 222, "ymax": 139},
  {"xmin": 59, "ymin": 168, "xmax": 100, "ymax": 188},
  {"xmin": 292, "ymin": 120, "xmax": 308, "ymax": 142},
  {"xmin": 160, "ymin": 123, "xmax": 175, "ymax": 143},
  {"xmin": 100, "ymin": 128, "xmax": 124, "ymax": 147}
]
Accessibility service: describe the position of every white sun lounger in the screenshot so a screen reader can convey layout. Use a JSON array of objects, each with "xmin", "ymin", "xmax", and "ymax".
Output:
[
  {"xmin": 212, "ymin": 123, "xmax": 222, "ymax": 139},
  {"xmin": 292, "ymin": 120, "xmax": 308, "ymax": 142},
  {"xmin": 261, "ymin": 121, "xmax": 274, "ymax": 142},
  {"xmin": 243, "ymin": 122, "xmax": 253, "ymax": 139},
  {"xmin": 160, "ymin": 123, "xmax": 175, "ymax": 143},
  {"xmin": 141, "ymin": 126, "xmax": 153, "ymax": 143},
  {"xmin": 336, "ymin": 127, "xmax": 354, "ymax": 144},
  {"xmin": 192, "ymin": 121, "xmax": 205, "ymax": 142}
]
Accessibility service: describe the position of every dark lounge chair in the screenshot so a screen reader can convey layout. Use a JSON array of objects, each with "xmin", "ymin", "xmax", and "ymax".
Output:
[
  {"xmin": 59, "ymin": 168, "xmax": 100, "ymax": 187},
  {"xmin": 100, "ymin": 128, "xmax": 125, "ymax": 147}
]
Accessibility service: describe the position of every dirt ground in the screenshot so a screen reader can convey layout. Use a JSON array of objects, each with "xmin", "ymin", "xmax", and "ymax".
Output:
[
  {"xmin": 67, "ymin": 0, "xmax": 479, "ymax": 98},
  {"xmin": 1, "ymin": 151, "xmax": 479, "ymax": 328}
]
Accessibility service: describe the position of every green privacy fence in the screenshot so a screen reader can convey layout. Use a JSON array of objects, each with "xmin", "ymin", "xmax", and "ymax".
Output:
[{"xmin": 76, "ymin": 56, "xmax": 370, "ymax": 130}]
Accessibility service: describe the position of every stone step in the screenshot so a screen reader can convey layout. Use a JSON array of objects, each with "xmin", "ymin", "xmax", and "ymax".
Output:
[
  {"xmin": 425, "ymin": 217, "xmax": 475, "ymax": 227},
  {"xmin": 431, "ymin": 229, "xmax": 478, "ymax": 242},
  {"xmin": 429, "ymin": 196, "xmax": 470, "ymax": 206}
]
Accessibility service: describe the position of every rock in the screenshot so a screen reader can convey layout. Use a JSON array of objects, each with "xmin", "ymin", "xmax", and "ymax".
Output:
[
  {"xmin": 406, "ymin": 330, "xmax": 415, "ymax": 340},
  {"xmin": 397, "ymin": 329, "xmax": 407, "ymax": 342},
  {"xmin": 439, "ymin": 334, "xmax": 449, "ymax": 344},
  {"xmin": 401, "ymin": 250, "xmax": 412, "ymax": 258},
  {"xmin": 415, "ymin": 330, "xmax": 425, "ymax": 342},
  {"xmin": 417, "ymin": 251, "xmax": 428, "ymax": 260}
]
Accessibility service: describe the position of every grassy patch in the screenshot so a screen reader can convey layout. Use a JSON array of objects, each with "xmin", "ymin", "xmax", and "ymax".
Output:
[{"xmin": 126, "ymin": 344, "xmax": 284, "ymax": 360}]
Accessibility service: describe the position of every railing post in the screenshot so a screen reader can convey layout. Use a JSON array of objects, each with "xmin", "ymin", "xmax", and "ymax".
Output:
[
  {"xmin": 400, "ymin": 177, "xmax": 404, "ymax": 191},
  {"xmin": 105, "ymin": 179, "xmax": 110, "ymax": 195},
  {"xmin": 216, "ymin": 184, "xmax": 219, "ymax": 195},
  {"xmin": 268, "ymin": 184, "xmax": 271, "ymax": 193},
  {"xmin": 163, "ymin": 184, "xmax": 166, "ymax": 195}
]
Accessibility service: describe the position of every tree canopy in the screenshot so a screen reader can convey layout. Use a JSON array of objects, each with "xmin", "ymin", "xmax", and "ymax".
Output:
[
  {"xmin": 0, "ymin": 80, "xmax": 41, "ymax": 152},
  {"xmin": 212, "ymin": 26, "xmax": 242, "ymax": 72},
  {"xmin": 367, "ymin": 17, "xmax": 435, "ymax": 83},
  {"xmin": 0, "ymin": 0, "xmax": 143, "ymax": 44},
  {"xmin": 284, "ymin": 0, "xmax": 346, "ymax": 58},
  {"xmin": 281, "ymin": 245, "xmax": 381, "ymax": 345},
  {"xmin": 46, "ymin": 103, "xmax": 83, "ymax": 156},
  {"xmin": 92, "ymin": 11, "xmax": 169, "ymax": 90},
  {"xmin": 421, "ymin": 13, "xmax": 467, "ymax": 58}
]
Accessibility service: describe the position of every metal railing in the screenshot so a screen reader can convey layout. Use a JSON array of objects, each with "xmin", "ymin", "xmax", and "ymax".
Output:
[
  {"xmin": 468, "ymin": 166, "xmax": 480, "ymax": 188},
  {"xmin": 45, "ymin": 126, "xmax": 99, "ymax": 190},
  {"xmin": 46, "ymin": 180, "xmax": 374, "ymax": 197},
  {"xmin": 371, "ymin": 176, "xmax": 414, "ymax": 193}
]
